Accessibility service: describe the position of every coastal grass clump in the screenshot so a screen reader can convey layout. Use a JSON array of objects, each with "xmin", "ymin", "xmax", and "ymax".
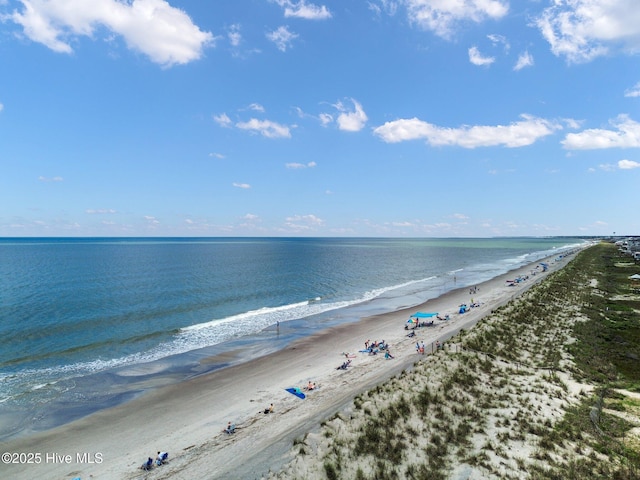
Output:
[{"xmin": 267, "ymin": 242, "xmax": 640, "ymax": 480}]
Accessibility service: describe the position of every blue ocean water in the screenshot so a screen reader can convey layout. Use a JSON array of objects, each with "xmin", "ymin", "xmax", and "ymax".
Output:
[{"xmin": 0, "ymin": 237, "xmax": 587, "ymax": 439}]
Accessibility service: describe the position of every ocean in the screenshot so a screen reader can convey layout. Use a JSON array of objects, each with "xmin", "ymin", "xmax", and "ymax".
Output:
[{"xmin": 0, "ymin": 237, "xmax": 587, "ymax": 440}]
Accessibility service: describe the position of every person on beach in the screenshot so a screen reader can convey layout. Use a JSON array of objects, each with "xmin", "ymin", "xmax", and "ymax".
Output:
[
  {"xmin": 224, "ymin": 421, "xmax": 236, "ymax": 434},
  {"xmin": 385, "ymin": 350, "xmax": 394, "ymax": 359},
  {"xmin": 263, "ymin": 403, "xmax": 274, "ymax": 414},
  {"xmin": 156, "ymin": 451, "xmax": 168, "ymax": 466},
  {"xmin": 141, "ymin": 457, "xmax": 153, "ymax": 470},
  {"xmin": 306, "ymin": 381, "xmax": 316, "ymax": 391},
  {"xmin": 337, "ymin": 359, "xmax": 351, "ymax": 370}
]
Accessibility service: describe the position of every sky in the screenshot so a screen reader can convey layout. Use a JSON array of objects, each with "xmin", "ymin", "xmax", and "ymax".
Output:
[{"xmin": 0, "ymin": 0, "xmax": 638, "ymax": 238}]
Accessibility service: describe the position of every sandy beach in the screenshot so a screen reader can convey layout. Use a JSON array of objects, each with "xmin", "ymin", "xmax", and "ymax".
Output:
[{"xmin": 0, "ymin": 254, "xmax": 569, "ymax": 480}]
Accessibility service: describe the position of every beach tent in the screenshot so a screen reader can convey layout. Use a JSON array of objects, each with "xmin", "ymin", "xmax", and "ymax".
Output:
[
  {"xmin": 408, "ymin": 312, "xmax": 438, "ymax": 323},
  {"xmin": 630, "ymin": 274, "xmax": 640, "ymax": 280}
]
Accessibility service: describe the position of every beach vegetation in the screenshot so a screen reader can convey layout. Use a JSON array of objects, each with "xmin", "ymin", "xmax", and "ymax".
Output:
[
  {"xmin": 323, "ymin": 461, "xmax": 338, "ymax": 480},
  {"xmin": 268, "ymin": 242, "xmax": 640, "ymax": 480}
]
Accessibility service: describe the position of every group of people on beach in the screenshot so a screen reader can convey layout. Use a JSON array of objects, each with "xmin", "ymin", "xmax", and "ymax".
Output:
[
  {"xmin": 140, "ymin": 451, "xmax": 168, "ymax": 470},
  {"xmin": 218, "ymin": 304, "xmax": 458, "ymax": 447}
]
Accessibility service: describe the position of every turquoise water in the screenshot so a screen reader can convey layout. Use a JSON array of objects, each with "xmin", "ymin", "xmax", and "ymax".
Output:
[{"xmin": 0, "ymin": 237, "xmax": 587, "ymax": 439}]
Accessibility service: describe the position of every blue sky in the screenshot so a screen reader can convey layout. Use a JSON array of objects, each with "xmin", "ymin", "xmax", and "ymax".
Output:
[{"xmin": 0, "ymin": 0, "xmax": 638, "ymax": 237}]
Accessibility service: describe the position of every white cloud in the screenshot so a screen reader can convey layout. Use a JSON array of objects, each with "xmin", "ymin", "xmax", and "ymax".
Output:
[
  {"xmin": 405, "ymin": 0, "xmax": 508, "ymax": 39},
  {"xmin": 468, "ymin": 46, "xmax": 495, "ymax": 66},
  {"xmin": 227, "ymin": 24, "xmax": 241, "ymax": 47},
  {"xmin": 283, "ymin": 214, "xmax": 324, "ymax": 231},
  {"xmin": 86, "ymin": 208, "xmax": 117, "ymax": 214},
  {"xmin": 373, "ymin": 114, "xmax": 562, "ymax": 148},
  {"xmin": 280, "ymin": 0, "xmax": 331, "ymax": 20},
  {"xmin": 209, "ymin": 152, "xmax": 225, "ymax": 159},
  {"xmin": 236, "ymin": 118, "xmax": 291, "ymax": 138},
  {"xmin": 335, "ymin": 98, "xmax": 368, "ymax": 132},
  {"xmin": 625, "ymin": 82, "xmax": 640, "ymax": 97},
  {"xmin": 144, "ymin": 215, "xmax": 159, "ymax": 224},
  {"xmin": 38, "ymin": 175, "xmax": 63, "ymax": 182},
  {"xmin": 319, "ymin": 113, "xmax": 333, "ymax": 126},
  {"xmin": 266, "ymin": 25, "xmax": 298, "ymax": 52},
  {"xmin": 513, "ymin": 51, "xmax": 534, "ymax": 71},
  {"xmin": 535, "ymin": 0, "xmax": 640, "ymax": 64},
  {"xmin": 369, "ymin": 0, "xmax": 399, "ymax": 17},
  {"xmin": 562, "ymin": 114, "xmax": 640, "ymax": 149},
  {"xmin": 619, "ymin": 159, "xmax": 640, "ymax": 169},
  {"xmin": 233, "ymin": 182, "xmax": 251, "ymax": 189},
  {"xmin": 213, "ymin": 113, "xmax": 233, "ymax": 127},
  {"xmin": 487, "ymin": 33, "xmax": 509, "ymax": 52},
  {"xmin": 7, "ymin": 0, "xmax": 213, "ymax": 67},
  {"xmin": 246, "ymin": 103, "xmax": 265, "ymax": 112},
  {"xmin": 286, "ymin": 161, "xmax": 316, "ymax": 169},
  {"xmin": 0, "ymin": 102, "xmax": 4, "ymax": 111}
]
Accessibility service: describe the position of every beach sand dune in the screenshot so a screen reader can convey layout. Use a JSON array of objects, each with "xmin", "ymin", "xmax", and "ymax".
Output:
[{"xmin": 0, "ymin": 256, "xmax": 567, "ymax": 480}]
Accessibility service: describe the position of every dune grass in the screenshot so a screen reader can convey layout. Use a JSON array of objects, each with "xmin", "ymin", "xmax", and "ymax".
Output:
[{"xmin": 270, "ymin": 242, "xmax": 640, "ymax": 479}]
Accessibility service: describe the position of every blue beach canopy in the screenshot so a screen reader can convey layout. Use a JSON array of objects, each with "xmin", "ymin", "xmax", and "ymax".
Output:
[
  {"xmin": 408, "ymin": 312, "xmax": 438, "ymax": 322},
  {"xmin": 413, "ymin": 312, "xmax": 438, "ymax": 318}
]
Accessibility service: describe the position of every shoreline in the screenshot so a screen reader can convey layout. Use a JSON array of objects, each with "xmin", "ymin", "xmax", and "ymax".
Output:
[{"xmin": 0, "ymin": 252, "xmax": 576, "ymax": 479}]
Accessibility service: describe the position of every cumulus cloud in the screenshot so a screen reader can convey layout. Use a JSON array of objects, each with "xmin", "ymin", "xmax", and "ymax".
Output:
[
  {"xmin": 618, "ymin": 159, "xmax": 640, "ymax": 169},
  {"xmin": 625, "ymin": 82, "xmax": 640, "ymax": 97},
  {"xmin": 405, "ymin": 0, "xmax": 508, "ymax": 39},
  {"xmin": 266, "ymin": 25, "xmax": 298, "ymax": 51},
  {"xmin": 213, "ymin": 113, "xmax": 233, "ymax": 127},
  {"xmin": 283, "ymin": 214, "xmax": 324, "ymax": 231},
  {"xmin": 334, "ymin": 98, "xmax": 368, "ymax": 132},
  {"xmin": 319, "ymin": 113, "xmax": 333, "ymax": 126},
  {"xmin": 535, "ymin": 0, "xmax": 640, "ymax": 64},
  {"xmin": 514, "ymin": 51, "xmax": 534, "ymax": 70},
  {"xmin": 562, "ymin": 114, "xmax": 640, "ymax": 149},
  {"xmin": 274, "ymin": 0, "xmax": 332, "ymax": 20},
  {"xmin": 468, "ymin": 46, "xmax": 495, "ymax": 66},
  {"xmin": 373, "ymin": 114, "xmax": 562, "ymax": 148},
  {"xmin": 6, "ymin": 0, "xmax": 213, "ymax": 67},
  {"xmin": 236, "ymin": 118, "xmax": 291, "ymax": 138}
]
